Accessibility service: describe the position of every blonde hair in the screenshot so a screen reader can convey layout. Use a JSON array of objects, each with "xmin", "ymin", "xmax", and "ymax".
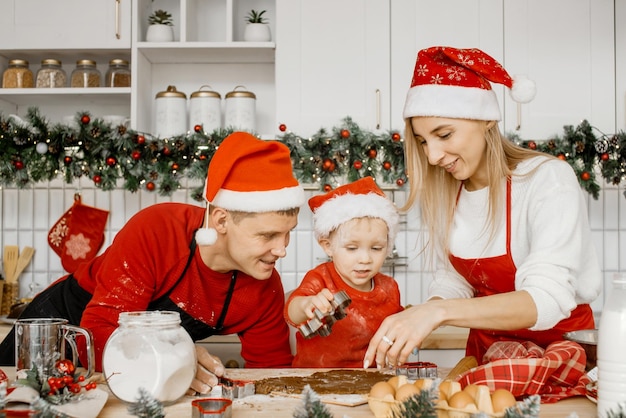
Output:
[{"xmin": 401, "ymin": 119, "xmax": 552, "ymax": 260}]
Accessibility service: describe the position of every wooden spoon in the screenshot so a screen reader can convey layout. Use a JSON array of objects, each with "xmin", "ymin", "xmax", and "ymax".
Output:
[
  {"xmin": 2, "ymin": 245, "xmax": 18, "ymax": 283},
  {"xmin": 12, "ymin": 246, "xmax": 35, "ymax": 283}
]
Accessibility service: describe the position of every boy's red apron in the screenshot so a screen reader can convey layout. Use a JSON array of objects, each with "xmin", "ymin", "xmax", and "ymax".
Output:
[{"xmin": 448, "ymin": 180, "xmax": 594, "ymax": 364}]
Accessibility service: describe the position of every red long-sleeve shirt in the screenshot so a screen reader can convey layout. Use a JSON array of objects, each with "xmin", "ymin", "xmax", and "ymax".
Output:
[{"xmin": 72, "ymin": 202, "xmax": 292, "ymax": 371}]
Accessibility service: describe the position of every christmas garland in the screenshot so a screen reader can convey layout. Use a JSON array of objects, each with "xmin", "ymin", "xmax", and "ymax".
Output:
[{"xmin": 1, "ymin": 107, "xmax": 626, "ymax": 200}]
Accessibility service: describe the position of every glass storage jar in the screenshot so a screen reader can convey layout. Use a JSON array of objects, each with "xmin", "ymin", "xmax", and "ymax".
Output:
[
  {"xmin": 2, "ymin": 59, "xmax": 34, "ymax": 88},
  {"xmin": 102, "ymin": 311, "xmax": 196, "ymax": 404},
  {"xmin": 36, "ymin": 59, "xmax": 67, "ymax": 88},
  {"xmin": 70, "ymin": 59, "xmax": 101, "ymax": 87},
  {"xmin": 105, "ymin": 59, "xmax": 131, "ymax": 87}
]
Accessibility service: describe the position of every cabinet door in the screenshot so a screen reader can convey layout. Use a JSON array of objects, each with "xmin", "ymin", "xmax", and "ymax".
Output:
[
  {"xmin": 0, "ymin": 0, "xmax": 131, "ymax": 49},
  {"xmin": 275, "ymin": 0, "xmax": 390, "ymax": 137},
  {"xmin": 503, "ymin": 0, "xmax": 615, "ymax": 138}
]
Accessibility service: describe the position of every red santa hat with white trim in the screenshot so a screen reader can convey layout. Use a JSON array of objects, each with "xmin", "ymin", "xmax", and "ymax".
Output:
[
  {"xmin": 308, "ymin": 177, "xmax": 399, "ymax": 255},
  {"xmin": 195, "ymin": 132, "xmax": 305, "ymax": 245},
  {"xmin": 403, "ymin": 46, "xmax": 536, "ymax": 121}
]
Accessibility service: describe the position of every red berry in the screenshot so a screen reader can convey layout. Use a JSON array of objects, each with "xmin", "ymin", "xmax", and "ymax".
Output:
[
  {"xmin": 78, "ymin": 375, "xmax": 85, "ymax": 382},
  {"xmin": 69, "ymin": 383, "xmax": 81, "ymax": 393}
]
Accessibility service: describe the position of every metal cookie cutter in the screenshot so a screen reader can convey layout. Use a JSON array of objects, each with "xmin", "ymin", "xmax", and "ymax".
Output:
[
  {"xmin": 210, "ymin": 376, "xmax": 255, "ymax": 399},
  {"xmin": 297, "ymin": 290, "xmax": 352, "ymax": 338},
  {"xmin": 191, "ymin": 398, "xmax": 232, "ymax": 418},
  {"xmin": 395, "ymin": 361, "xmax": 438, "ymax": 380}
]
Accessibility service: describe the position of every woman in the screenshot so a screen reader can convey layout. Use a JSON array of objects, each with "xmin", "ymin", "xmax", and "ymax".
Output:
[{"xmin": 363, "ymin": 46, "xmax": 601, "ymax": 370}]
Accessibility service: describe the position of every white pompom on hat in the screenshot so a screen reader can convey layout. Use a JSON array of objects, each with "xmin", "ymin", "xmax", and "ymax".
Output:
[
  {"xmin": 403, "ymin": 46, "xmax": 536, "ymax": 121},
  {"xmin": 308, "ymin": 177, "xmax": 399, "ymax": 255},
  {"xmin": 195, "ymin": 132, "xmax": 305, "ymax": 246}
]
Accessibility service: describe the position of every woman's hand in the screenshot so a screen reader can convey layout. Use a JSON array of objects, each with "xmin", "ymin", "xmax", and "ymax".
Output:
[{"xmin": 186, "ymin": 345, "xmax": 225, "ymax": 395}]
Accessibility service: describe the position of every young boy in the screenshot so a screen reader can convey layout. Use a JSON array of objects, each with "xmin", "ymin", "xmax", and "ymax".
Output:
[{"xmin": 285, "ymin": 176, "xmax": 403, "ymax": 367}]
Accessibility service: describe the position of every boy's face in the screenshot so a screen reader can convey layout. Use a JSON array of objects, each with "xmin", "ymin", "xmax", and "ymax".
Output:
[{"xmin": 321, "ymin": 217, "xmax": 389, "ymax": 291}]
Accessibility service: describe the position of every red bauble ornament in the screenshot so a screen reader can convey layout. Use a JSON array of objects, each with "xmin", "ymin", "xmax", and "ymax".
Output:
[
  {"xmin": 557, "ymin": 153, "xmax": 566, "ymax": 160},
  {"xmin": 367, "ymin": 149, "xmax": 377, "ymax": 159},
  {"xmin": 322, "ymin": 158, "xmax": 335, "ymax": 172},
  {"xmin": 353, "ymin": 160, "xmax": 363, "ymax": 170},
  {"xmin": 146, "ymin": 181, "xmax": 156, "ymax": 191},
  {"xmin": 106, "ymin": 156, "xmax": 117, "ymax": 166},
  {"xmin": 131, "ymin": 150, "xmax": 141, "ymax": 161},
  {"xmin": 194, "ymin": 124, "xmax": 202, "ymax": 133},
  {"xmin": 64, "ymin": 156, "xmax": 72, "ymax": 165},
  {"xmin": 601, "ymin": 152, "xmax": 609, "ymax": 161},
  {"xmin": 80, "ymin": 114, "xmax": 90, "ymax": 125},
  {"xmin": 55, "ymin": 359, "xmax": 76, "ymax": 375},
  {"xmin": 199, "ymin": 154, "xmax": 207, "ymax": 160},
  {"xmin": 93, "ymin": 175, "xmax": 102, "ymax": 184},
  {"xmin": 136, "ymin": 135, "xmax": 146, "ymax": 145},
  {"xmin": 581, "ymin": 171, "xmax": 591, "ymax": 181},
  {"xmin": 323, "ymin": 184, "xmax": 332, "ymax": 192},
  {"xmin": 392, "ymin": 132, "xmax": 401, "ymax": 142},
  {"xmin": 279, "ymin": 124, "xmax": 287, "ymax": 132},
  {"xmin": 396, "ymin": 178, "xmax": 405, "ymax": 187},
  {"xmin": 528, "ymin": 141, "xmax": 537, "ymax": 150},
  {"xmin": 13, "ymin": 160, "xmax": 24, "ymax": 170},
  {"xmin": 383, "ymin": 161, "xmax": 392, "ymax": 170},
  {"xmin": 172, "ymin": 163, "xmax": 179, "ymax": 170},
  {"xmin": 162, "ymin": 146, "xmax": 171, "ymax": 156},
  {"xmin": 340, "ymin": 129, "xmax": 350, "ymax": 139}
]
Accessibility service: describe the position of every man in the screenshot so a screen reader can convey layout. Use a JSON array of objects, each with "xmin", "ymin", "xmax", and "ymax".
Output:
[{"xmin": 0, "ymin": 132, "xmax": 305, "ymax": 395}]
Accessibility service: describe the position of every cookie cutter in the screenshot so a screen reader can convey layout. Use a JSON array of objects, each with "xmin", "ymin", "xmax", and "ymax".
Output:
[
  {"xmin": 395, "ymin": 361, "xmax": 438, "ymax": 380},
  {"xmin": 210, "ymin": 376, "xmax": 255, "ymax": 399},
  {"xmin": 191, "ymin": 398, "xmax": 232, "ymax": 418},
  {"xmin": 297, "ymin": 290, "xmax": 352, "ymax": 338}
]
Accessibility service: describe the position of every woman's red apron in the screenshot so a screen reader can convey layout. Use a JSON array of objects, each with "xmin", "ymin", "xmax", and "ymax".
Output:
[{"xmin": 448, "ymin": 180, "xmax": 594, "ymax": 364}]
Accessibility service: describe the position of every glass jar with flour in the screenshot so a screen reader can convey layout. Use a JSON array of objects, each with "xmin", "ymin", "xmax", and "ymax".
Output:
[{"xmin": 102, "ymin": 311, "xmax": 196, "ymax": 404}]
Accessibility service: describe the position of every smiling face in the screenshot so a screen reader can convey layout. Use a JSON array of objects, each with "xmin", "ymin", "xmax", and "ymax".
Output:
[
  {"xmin": 411, "ymin": 117, "xmax": 492, "ymax": 191},
  {"xmin": 320, "ymin": 217, "xmax": 389, "ymax": 291}
]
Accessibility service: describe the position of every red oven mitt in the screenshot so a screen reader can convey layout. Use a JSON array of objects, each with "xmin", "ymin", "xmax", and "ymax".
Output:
[{"xmin": 456, "ymin": 340, "xmax": 590, "ymax": 403}]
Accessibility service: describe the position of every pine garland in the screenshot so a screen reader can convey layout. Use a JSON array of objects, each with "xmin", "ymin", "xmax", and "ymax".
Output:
[
  {"xmin": 127, "ymin": 387, "xmax": 165, "ymax": 418},
  {"xmin": 292, "ymin": 385, "xmax": 334, "ymax": 418},
  {"xmin": 2, "ymin": 108, "xmax": 626, "ymax": 198}
]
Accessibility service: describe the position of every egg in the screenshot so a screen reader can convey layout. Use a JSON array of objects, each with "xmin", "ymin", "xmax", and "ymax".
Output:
[
  {"xmin": 448, "ymin": 390, "xmax": 476, "ymax": 410},
  {"xmin": 386, "ymin": 375, "xmax": 407, "ymax": 390},
  {"xmin": 491, "ymin": 388, "xmax": 517, "ymax": 413},
  {"xmin": 464, "ymin": 384, "xmax": 493, "ymax": 413},
  {"xmin": 395, "ymin": 383, "xmax": 421, "ymax": 401},
  {"xmin": 414, "ymin": 378, "xmax": 433, "ymax": 392},
  {"xmin": 369, "ymin": 381, "xmax": 396, "ymax": 401},
  {"xmin": 438, "ymin": 379, "xmax": 461, "ymax": 402}
]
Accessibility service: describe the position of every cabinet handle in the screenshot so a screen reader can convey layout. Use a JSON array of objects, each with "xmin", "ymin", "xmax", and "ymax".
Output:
[
  {"xmin": 115, "ymin": 0, "xmax": 121, "ymax": 39},
  {"xmin": 375, "ymin": 89, "xmax": 381, "ymax": 130},
  {"xmin": 515, "ymin": 103, "xmax": 521, "ymax": 131}
]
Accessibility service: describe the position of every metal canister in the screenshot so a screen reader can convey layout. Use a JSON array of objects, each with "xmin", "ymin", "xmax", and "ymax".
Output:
[
  {"xmin": 154, "ymin": 85, "xmax": 187, "ymax": 138},
  {"xmin": 224, "ymin": 85, "xmax": 256, "ymax": 132},
  {"xmin": 189, "ymin": 85, "xmax": 221, "ymax": 134}
]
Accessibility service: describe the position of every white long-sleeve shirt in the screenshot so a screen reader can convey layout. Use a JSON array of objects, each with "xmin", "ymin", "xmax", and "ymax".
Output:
[{"xmin": 430, "ymin": 156, "xmax": 601, "ymax": 330}]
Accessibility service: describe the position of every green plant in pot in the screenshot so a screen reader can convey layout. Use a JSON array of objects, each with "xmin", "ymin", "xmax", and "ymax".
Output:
[
  {"xmin": 146, "ymin": 9, "xmax": 174, "ymax": 42},
  {"xmin": 244, "ymin": 9, "xmax": 271, "ymax": 42}
]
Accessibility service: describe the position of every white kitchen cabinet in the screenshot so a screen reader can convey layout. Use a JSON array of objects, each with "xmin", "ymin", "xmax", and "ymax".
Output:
[{"xmin": 275, "ymin": 0, "xmax": 390, "ymax": 137}]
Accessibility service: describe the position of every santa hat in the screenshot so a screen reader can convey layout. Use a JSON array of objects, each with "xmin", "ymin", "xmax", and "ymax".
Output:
[
  {"xmin": 308, "ymin": 177, "xmax": 399, "ymax": 253},
  {"xmin": 195, "ymin": 132, "xmax": 305, "ymax": 245},
  {"xmin": 403, "ymin": 46, "xmax": 536, "ymax": 121}
]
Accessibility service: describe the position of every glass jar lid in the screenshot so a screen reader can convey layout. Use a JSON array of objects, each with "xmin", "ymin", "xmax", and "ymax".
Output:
[
  {"xmin": 155, "ymin": 85, "xmax": 187, "ymax": 99},
  {"xmin": 225, "ymin": 85, "xmax": 256, "ymax": 99},
  {"xmin": 75, "ymin": 59, "xmax": 97, "ymax": 67},
  {"xmin": 118, "ymin": 310, "xmax": 181, "ymax": 326},
  {"xmin": 8, "ymin": 59, "xmax": 29, "ymax": 67},
  {"xmin": 41, "ymin": 59, "xmax": 62, "ymax": 66},
  {"xmin": 190, "ymin": 85, "xmax": 221, "ymax": 99},
  {"xmin": 109, "ymin": 58, "xmax": 129, "ymax": 66}
]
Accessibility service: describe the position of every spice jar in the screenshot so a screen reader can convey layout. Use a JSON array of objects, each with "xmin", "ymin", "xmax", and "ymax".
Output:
[
  {"xmin": 105, "ymin": 59, "xmax": 131, "ymax": 87},
  {"xmin": 224, "ymin": 85, "xmax": 256, "ymax": 132},
  {"xmin": 2, "ymin": 59, "xmax": 34, "ymax": 88},
  {"xmin": 102, "ymin": 311, "xmax": 196, "ymax": 404},
  {"xmin": 154, "ymin": 85, "xmax": 187, "ymax": 138},
  {"xmin": 36, "ymin": 59, "xmax": 67, "ymax": 88},
  {"xmin": 70, "ymin": 59, "xmax": 101, "ymax": 88},
  {"xmin": 189, "ymin": 85, "xmax": 221, "ymax": 133}
]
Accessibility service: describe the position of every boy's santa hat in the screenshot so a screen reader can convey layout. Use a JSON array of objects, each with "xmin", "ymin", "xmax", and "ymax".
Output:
[
  {"xmin": 195, "ymin": 132, "xmax": 305, "ymax": 245},
  {"xmin": 403, "ymin": 46, "xmax": 536, "ymax": 121},
  {"xmin": 308, "ymin": 177, "xmax": 399, "ymax": 253}
]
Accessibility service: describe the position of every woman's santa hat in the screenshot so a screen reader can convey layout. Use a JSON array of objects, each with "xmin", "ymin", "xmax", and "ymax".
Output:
[
  {"xmin": 195, "ymin": 132, "xmax": 305, "ymax": 245},
  {"xmin": 308, "ymin": 177, "xmax": 399, "ymax": 254},
  {"xmin": 403, "ymin": 46, "xmax": 536, "ymax": 121}
]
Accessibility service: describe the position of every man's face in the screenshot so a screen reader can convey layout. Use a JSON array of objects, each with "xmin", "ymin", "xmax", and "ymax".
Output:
[{"xmin": 225, "ymin": 211, "xmax": 298, "ymax": 280}]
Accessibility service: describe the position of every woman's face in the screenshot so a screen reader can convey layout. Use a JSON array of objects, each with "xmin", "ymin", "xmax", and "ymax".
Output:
[{"xmin": 411, "ymin": 117, "xmax": 490, "ymax": 190}]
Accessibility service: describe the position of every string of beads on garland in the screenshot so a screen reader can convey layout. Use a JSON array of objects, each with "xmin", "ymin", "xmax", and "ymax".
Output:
[{"xmin": 1, "ymin": 108, "xmax": 626, "ymax": 199}]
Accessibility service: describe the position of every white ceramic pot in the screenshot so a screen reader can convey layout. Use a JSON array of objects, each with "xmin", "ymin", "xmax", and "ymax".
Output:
[
  {"xmin": 154, "ymin": 85, "xmax": 187, "ymax": 138},
  {"xmin": 224, "ymin": 86, "xmax": 256, "ymax": 132},
  {"xmin": 146, "ymin": 24, "xmax": 174, "ymax": 42},
  {"xmin": 243, "ymin": 23, "xmax": 271, "ymax": 42},
  {"xmin": 189, "ymin": 85, "xmax": 222, "ymax": 134}
]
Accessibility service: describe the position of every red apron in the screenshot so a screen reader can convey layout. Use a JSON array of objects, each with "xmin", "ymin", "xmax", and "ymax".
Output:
[{"xmin": 448, "ymin": 180, "xmax": 594, "ymax": 364}]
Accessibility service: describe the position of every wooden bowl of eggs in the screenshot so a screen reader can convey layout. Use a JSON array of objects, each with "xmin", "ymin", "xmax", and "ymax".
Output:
[{"xmin": 368, "ymin": 375, "xmax": 521, "ymax": 418}]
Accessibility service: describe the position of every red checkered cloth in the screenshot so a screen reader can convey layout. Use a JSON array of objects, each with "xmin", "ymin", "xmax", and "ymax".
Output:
[{"xmin": 457, "ymin": 340, "xmax": 590, "ymax": 403}]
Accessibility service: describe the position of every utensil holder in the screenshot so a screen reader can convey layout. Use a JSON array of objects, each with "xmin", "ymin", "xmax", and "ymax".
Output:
[{"xmin": 0, "ymin": 282, "xmax": 19, "ymax": 316}]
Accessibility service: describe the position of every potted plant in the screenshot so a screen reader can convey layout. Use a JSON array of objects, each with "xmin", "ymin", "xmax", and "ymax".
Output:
[
  {"xmin": 146, "ymin": 9, "xmax": 174, "ymax": 42},
  {"xmin": 243, "ymin": 9, "xmax": 271, "ymax": 42}
]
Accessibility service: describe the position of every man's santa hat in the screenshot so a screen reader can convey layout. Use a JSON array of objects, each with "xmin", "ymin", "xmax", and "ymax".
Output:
[
  {"xmin": 403, "ymin": 46, "xmax": 536, "ymax": 121},
  {"xmin": 195, "ymin": 132, "xmax": 305, "ymax": 245},
  {"xmin": 308, "ymin": 177, "xmax": 399, "ymax": 254}
]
